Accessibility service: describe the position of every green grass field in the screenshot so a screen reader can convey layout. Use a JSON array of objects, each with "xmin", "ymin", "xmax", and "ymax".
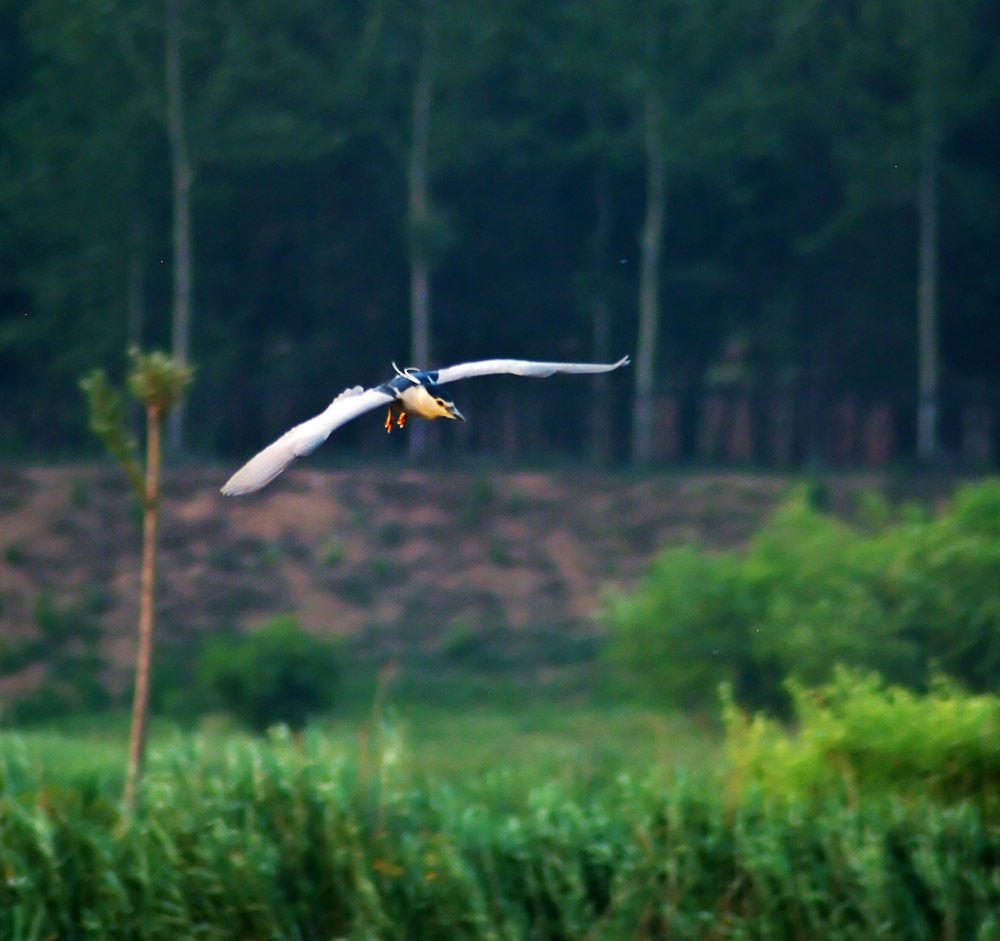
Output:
[
  {"xmin": 1, "ymin": 703, "xmax": 719, "ymax": 797},
  {"xmin": 3, "ymin": 699, "xmax": 1000, "ymax": 940}
]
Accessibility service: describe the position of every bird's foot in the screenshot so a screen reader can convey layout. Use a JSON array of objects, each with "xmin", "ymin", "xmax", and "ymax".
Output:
[
  {"xmin": 385, "ymin": 409, "xmax": 394, "ymax": 433},
  {"xmin": 397, "ymin": 412, "xmax": 407, "ymax": 429}
]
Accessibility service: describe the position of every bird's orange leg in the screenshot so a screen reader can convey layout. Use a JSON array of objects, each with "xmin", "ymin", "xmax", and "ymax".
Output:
[{"xmin": 386, "ymin": 402, "xmax": 407, "ymax": 432}]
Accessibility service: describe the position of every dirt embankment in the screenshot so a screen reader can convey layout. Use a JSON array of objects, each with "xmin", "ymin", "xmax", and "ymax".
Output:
[{"xmin": 0, "ymin": 464, "xmax": 956, "ymax": 698}]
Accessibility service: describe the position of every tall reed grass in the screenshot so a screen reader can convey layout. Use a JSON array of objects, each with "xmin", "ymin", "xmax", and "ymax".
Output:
[{"xmin": 2, "ymin": 725, "xmax": 998, "ymax": 940}]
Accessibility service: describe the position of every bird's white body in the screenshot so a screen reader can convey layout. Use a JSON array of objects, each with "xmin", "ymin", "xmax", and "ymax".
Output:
[
  {"xmin": 222, "ymin": 355, "xmax": 630, "ymax": 495},
  {"xmin": 395, "ymin": 382, "xmax": 450, "ymax": 419}
]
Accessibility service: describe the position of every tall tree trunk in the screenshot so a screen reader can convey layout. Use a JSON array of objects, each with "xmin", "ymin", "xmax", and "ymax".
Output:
[
  {"xmin": 587, "ymin": 98, "xmax": 614, "ymax": 465},
  {"xmin": 127, "ymin": 182, "xmax": 145, "ymax": 441},
  {"xmin": 632, "ymin": 88, "xmax": 666, "ymax": 465},
  {"xmin": 916, "ymin": 114, "xmax": 939, "ymax": 462},
  {"xmin": 124, "ymin": 404, "xmax": 162, "ymax": 813},
  {"xmin": 127, "ymin": 170, "xmax": 145, "ymax": 353},
  {"xmin": 165, "ymin": 0, "xmax": 193, "ymax": 457},
  {"xmin": 407, "ymin": 0, "xmax": 435, "ymax": 459},
  {"xmin": 591, "ymin": 294, "xmax": 614, "ymax": 464}
]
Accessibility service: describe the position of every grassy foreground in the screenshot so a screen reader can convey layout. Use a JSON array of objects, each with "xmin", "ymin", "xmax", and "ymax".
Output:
[
  {"xmin": 0, "ymin": 705, "xmax": 713, "ymax": 795},
  {"xmin": 2, "ymin": 706, "xmax": 1000, "ymax": 940}
]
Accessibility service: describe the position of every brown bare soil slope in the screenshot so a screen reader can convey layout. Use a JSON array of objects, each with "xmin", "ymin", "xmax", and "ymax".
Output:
[{"xmin": 0, "ymin": 465, "xmax": 952, "ymax": 701}]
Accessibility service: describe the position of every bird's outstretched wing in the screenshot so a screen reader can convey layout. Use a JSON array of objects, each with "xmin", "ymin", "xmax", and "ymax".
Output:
[
  {"xmin": 221, "ymin": 385, "xmax": 391, "ymax": 495},
  {"xmin": 428, "ymin": 355, "xmax": 630, "ymax": 386},
  {"xmin": 222, "ymin": 355, "xmax": 631, "ymax": 496}
]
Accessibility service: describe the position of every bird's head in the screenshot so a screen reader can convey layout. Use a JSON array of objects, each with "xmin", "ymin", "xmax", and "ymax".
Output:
[
  {"xmin": 430, "ymin": 392, "xmax": 465, "ymax": 422},
  {"xmin": 397, "ymin": 379, "xmax": 467, "ymax": 422}
]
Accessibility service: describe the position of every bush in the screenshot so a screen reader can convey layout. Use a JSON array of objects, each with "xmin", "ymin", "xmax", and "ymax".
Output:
[
  {"xmin": 603, "ymin": 480, "xmax": 1000, "ymax": 711},
  {"xmin": 1, "ymin": 589, "xmax": 109, "ymax": 725},
  {"xmin": 602, "ymin": 546, "xmax": 755, "ymax": 708},
  {"xmin": 724, "ymin": 667, "xmax": 1000, "ymax": 804},
  {"xmin": 33, "ymin": 591, "xmax": 101, "ymax": 646},
  {"xmin": 197, "ymin": 615, "xmax": 340, "ymax": 731},
  {"xmin": 889, "ymin": 482, "xmax": 1000, "ymax": 689},
  {"xmin": 741, "ymin": 495, "xmax": 919, "ymax": 694}
]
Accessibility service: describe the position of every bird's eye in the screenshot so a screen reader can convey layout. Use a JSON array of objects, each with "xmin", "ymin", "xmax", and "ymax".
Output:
[{"xmin": 436, "ymin": 398, "xmax": 446, "ymax": 407}]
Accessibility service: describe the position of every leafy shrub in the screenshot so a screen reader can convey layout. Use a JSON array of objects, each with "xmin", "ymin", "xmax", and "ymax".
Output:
[
  {"xmin": 1, "ymin": 669, "xmax": 112, "ymax": 725},
  {"xmin": 33, "ymin": 591, "xmax": 101, "ymax": 646},
  {"xmin": 741, "ymin": 495, "xmax": 918, "ymax": 694},
  {"xmin": 0, "ymin": 637, "xmax": 46, "ymax": 674},
  {"xmin": 604, "ymin": 480, "xmax": 1000, "ymax": 710},
  {"xmin": 458, "ymin": 473, "xmax": 494, "ymax": 530},
  {"xmin": 888, "ymin": 482, "xmax": 1000, "ymax": 689},
  {"xmin": 197, "ymin": 615, "xmax": 340, "ymax": 731},
  {"xmin": 320, "ymin": 538, "xmax": 345, "ymax": 566},
  {"xmin": 0, "ymin": 589, "xmax": 108, "ymax": 724},
  {"xmin": 724, "ymin": 667, "xmax": 1000, "ymax": 804},
  {"xmin": 602, "ymin": 546, "xmax": 755, "ymax": 707}
]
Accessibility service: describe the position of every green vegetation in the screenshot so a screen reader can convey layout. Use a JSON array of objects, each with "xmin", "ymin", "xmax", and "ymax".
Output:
[
  {"xmin": 197, "ymin": 615, "xmax": 341, "ymax": 731},
  {"xmin": 725, "ymin": 667, "xmax": 1000, "ymax": 805},
  {"xmin": 0, "ymin": 590, "xmax": 111, "ymax": 725},
  {"xmin": 5, "ymin": 479, "xmax": 1000, "ymax": 934},
  {"xmin": 81, "ymin": 348, "xmax": 194, "ymax": 810},
  {"xmin": 604, "ymin": 480, "xmax": 1000, "ymax": 711},
  {"xmin": 1, "ymin": 706, "xmax": 711, "ymax": 797},
  {"xmin": 321, "ymin": 537, "xmax": 346, "ymax": 567},
  {"xmin": 3, "ymin": 0, "xmax": 999, "ymax": 468},
  {"xmin": 2, "ymin": 680, "xmax": 1000, "ymax": 940}
]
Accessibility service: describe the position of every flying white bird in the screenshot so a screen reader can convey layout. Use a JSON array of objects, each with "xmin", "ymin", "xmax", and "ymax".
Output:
[{"xmin": 221, "ymin": 356, "xmax": 631, "ymax": 495}]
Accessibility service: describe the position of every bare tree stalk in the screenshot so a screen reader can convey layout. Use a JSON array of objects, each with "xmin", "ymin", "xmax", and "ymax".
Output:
[
  {"xmin": 632, "ymin": 87, "xmax": 666, "ymax": 465},
  {"xmin": 588, "ymin": 95, "xmax": 614, "ymax": 465},
  {"xmin": 128, "ymin": 189, "xmax": 146, "ymax": 441},
  {"xmin": 124, "ymin": 404, "xmax": 162, "ymax": 813},
  {"xmin": 916, "ymin": 117, "xmax": 939, "ymax": 461},
  {"xmin": 591, "ymin": 296, "xmax": 613, "ymax": 464},
  {"xmin": 166, "ymin": 0, "xmax": 193, "ymax": 456},
  {"xmin": 408, "ymin": 0, "xmax": 435, "ymax": 459},
  {"xmin": 127, "ymin": 170, "xmax": 145, "ymax": 354}
]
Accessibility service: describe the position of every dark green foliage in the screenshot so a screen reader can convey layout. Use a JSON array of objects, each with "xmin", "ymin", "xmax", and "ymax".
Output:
[
  {"xmin": 124, "ymin": 348, "xmax": 194, "ymax": 415},
  {"xmin": 0, "ymin": 637, "xmax": 46, "ymax": 674},
  {"xmin": 604, "ymin": 480, "xmax": 1000, "ymax": 710},
  {"xmin": 602, "ymin": 546, "xmax": 755, "ymax": 708},
  {"xmin": 2, "ymin": 670, "xmax": 111, "ymax": 725},
  {"xmin": 376, "ymin": 521, "xmax": 404, "ymax": 548},
  {"xmin": 197, "ymin": 615, "xmax": 341, "ymax": 731},
  {"xmin": 1, "ymin": 726, "xmax": 999, "ymax": 940},
  {"xmin": 320, "ymin": 538, "xmax": 345, "ymax": 566},
  {"xmin": 79, "ymin": 352, "xmax": 193, "ymax": 499},
  {"xmin": 457, "ymin": 474, "xmax": 494, "ymax": 531},
  {"xmin": 33, "ymin": 591, "xmax": 97, "ymax": 647},
  {"xmin": 0, "ymin": 591, "xmax": 108, "ymax": 723},
  {"xmin": 78, "ymin": 370, "xmax": 145, "ymax": 496},
  {"xmin": 69, "ymin": 478, "xmax": 89, "ymax": 509},
  {"xmin": 4, "ymin": 0, "xmax": 997, "ymax": 464},
  {"xmin": 888, "ymin": 482, "xmax": 1000, "ymax": 690}
]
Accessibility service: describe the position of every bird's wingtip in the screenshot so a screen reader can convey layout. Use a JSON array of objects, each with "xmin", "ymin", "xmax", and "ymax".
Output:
[
  {"xmin": 220, "ymin": 443, "xmax": 297, "ymax": 496},
  {"xmin": 220, "ymin": 477, "xmax": 248, "ymax": 497}
]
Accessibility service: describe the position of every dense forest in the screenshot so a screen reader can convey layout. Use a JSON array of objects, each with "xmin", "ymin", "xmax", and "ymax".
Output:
[{"xmin": 1, "ymin": 0, "xmax": 999, "ymax": 466}]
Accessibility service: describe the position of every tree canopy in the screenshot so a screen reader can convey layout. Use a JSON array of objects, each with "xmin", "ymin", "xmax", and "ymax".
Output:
[{"xmin": 2, "ymin": 0, "xmax": 999, "ymax": 464}]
